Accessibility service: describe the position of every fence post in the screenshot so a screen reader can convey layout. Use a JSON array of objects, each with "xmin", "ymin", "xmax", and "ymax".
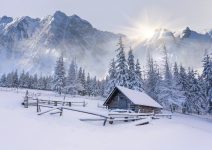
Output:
[
  {"xmin": 36, "ymin": 98, "xmax": 39, "ymax": 112},
  {"xmin": 24, "ymin": 90, "xmax": 29, "ymax": 108},
  {"xmin": 83, "ymin": 101, "xmax": 85, "ymax": 107}
]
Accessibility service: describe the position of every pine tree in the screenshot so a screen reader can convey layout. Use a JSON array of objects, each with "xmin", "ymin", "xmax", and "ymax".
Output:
[
  {"xmin": 163, "ymin": 45, "xmax": 172, "ymax": 86},
  {"xmin": 145, "ymin": 56, "xmax": 162, "ymax": 102},
  {"xmin": 12, "ymin": 70, "xmax": 19, "ymax": 88},
  {"xmin": 105, "ymin": 59, "xmax": 117, "ymax": 95},
  {"xmin": 86, "ymin": 73, "xmax": 92, "ymax": 96},
  {"xmin": 37, "ymin": 76, "xmax": 45, "ymax": 90},
  {"xmin": 0, "ymin": 74, "xmax": 7, "ymax": 87},
  {"xmin": 202, "ymin": 53, "xmax": 212, "ymax": 113},
  {"xmin": 173, "ymin": 62, "xmax": 179, "ymax": 81},
  {"xmin": 184, "ymin": 69, "xmax": 208, "ymax": 114},
  {"xmin": 6, "ymin": 72, "xmax": 13, "ymax": 87},
  {"xmin": 128, "ymin": 48, "xmax": 136, "ymax": 89},
  {"xmin": 172, "ymin": 62, "xmax": 186, "ymax": 111},
  {"xmin": 66, "ymin": 60, "xmax": 77, "ymax": 95},
  {"xmin": 91, "ymin": 76, "xmax": 98, "ymax": 96},
  {"xmin": 32, "ymin": 74, "xmax": 38, "ymax": 89},
  {"xmin": 76, "ymin": 67, "xmax": 85, "ymax": 95},
  {"xmin": 53, "ymin": 55, "xmax": 66, "ymax": 94},
  {"xmin": 135, "ymin": 59, "xmax": 143, "ymax": 91},
  {"xmin": 115, "ymin": 37, "xmax": 129, "ymax": 87},
  {"xmin": 157, "ymin": 46, "xmax": 176, "ymax": 109},
  {"xmin": 19, "ymin": 70, "xmax": 25, "ymax": 88}
]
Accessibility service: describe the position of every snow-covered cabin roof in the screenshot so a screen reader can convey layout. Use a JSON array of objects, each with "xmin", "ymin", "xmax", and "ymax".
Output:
[{"xmin": 104, "ymin": 86, "xmax": 163, "ymax": 109}]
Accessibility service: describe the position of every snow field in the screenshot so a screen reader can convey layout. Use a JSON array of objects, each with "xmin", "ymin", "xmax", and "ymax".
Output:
[{"xmin": 0, "ymin": 88, "xmax": 212, "ymax": 150}]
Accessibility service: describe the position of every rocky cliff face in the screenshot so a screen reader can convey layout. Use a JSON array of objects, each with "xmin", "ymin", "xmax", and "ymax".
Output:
[{"xmin": 0, "ymin": 11, "xmax": 120, "ymax": 76}]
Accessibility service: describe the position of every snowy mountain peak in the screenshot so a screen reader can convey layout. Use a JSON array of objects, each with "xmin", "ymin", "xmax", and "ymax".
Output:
[
  {"xmin": 179, "ymin": 27, "xmax": 211, "ymax": 42},
  {"xmin": 180, "ymin": 26, "xmax": 192, "ymax": 38},
  {"xmin": 0, "ymin": 16, "xmax": 13, "ymax": 32},
  {"xmin": 149, "ymin": 28, "xmax": 175, "ymax": 42},
  {"xmin": 53, "ymin": 10, "xmax": 67, "ymax": 18},
  {"xmin": 0, "ymin": 16, "xmax": 13, "ymax": 24}
]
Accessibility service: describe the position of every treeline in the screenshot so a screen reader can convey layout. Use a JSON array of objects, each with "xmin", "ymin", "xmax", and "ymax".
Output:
[
  {"xmin": 0, "ymin": 71, "xmax": 53, "ymax": 90},
  {"xmin": 52, "ymin": 58, "xmax": 105, "ymax": 96},
  {"xmin": 0, "ymin": 60, "xmax": 105, "ymax": 96}
]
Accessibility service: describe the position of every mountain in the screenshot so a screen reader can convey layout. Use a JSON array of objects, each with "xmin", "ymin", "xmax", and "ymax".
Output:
[
  {"xmin": 0, "ymin": 11, "xmax": 120, "ymax": 76},
  {"xmin": 134, "ymin": 27, "xmax": 212, "ymax": 71},
  {"xmin": 0, "ymin": 11, "xmax": 211, "ymax": 76}
]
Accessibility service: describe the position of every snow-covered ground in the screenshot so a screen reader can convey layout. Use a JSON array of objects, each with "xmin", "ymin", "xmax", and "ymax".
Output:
[{"xmin": 0, "ymin": 88, "xmax": 212, "ymax": 150}]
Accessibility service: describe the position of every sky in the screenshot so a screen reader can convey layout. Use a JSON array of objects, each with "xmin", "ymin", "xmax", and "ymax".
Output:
[{"xmin": 1, "ymin": 0, "xmax": 212, "ymax": 34}]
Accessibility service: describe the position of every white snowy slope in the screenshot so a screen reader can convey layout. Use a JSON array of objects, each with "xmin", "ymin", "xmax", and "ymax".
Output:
[{"xmin": 0, "ymin": 88, "xmax": 212, "ymax": 150}]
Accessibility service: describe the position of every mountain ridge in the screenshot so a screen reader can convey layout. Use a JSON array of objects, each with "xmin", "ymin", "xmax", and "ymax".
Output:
[{"xmin": 0, "ymin": 11, "xmax": 121, "ymax": 76}]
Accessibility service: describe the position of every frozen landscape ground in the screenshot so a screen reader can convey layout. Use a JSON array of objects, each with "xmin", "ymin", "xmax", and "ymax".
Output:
[{"xmin": 0, "ymin": 88, "xmax": 212, "ymax": 150}]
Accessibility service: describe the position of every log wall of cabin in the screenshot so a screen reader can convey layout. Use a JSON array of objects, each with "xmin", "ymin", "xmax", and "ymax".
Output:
[
  {"xmin": 134, "ymin": 105, "xmax": 161, "ymax": 113},
  {"xmin": 107, "ymin": 91, "xmax": 133, "ymax": 110}
]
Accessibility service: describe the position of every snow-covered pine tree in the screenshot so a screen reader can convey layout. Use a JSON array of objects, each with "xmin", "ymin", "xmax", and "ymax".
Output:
[
  {"xmin": 135, "ymin": 59, "xmax": 142, "ymax": 80},
  {"xmin": 202, "ymin": 53, "xmax": 212, "ymax": 113},
  {"xmin": 32, "ymin": 74, "xmax": 38, "ymax": 89},
  {"xmin": 37, "ymin": 76, "xmax": 45, "ymax": 90},
  {"xmin": 12, "ymin": 70, "xmax": 19, "ymax": 88},
  {"xmin": 23, "ymin": 72, "xmax": 30, "ymax": 88},
  {"xmin": 115, "ymin": 37, "xmax": 129, "ymax": 87},
  {"xmin": 105, "ymin": 59, "xmax": 117, "ymax": 95},
  {"xmin": 163, "ymin": 45, "xmax": 172, "ymax": 86},
  {"xmin": 19, "ymin": 70, "xmax": 25, "ymax": 88},
  {"xmin": 197, "ymin": 75, "xmax": 208, "ymax": 113},
  {"xmin": 90, "ymin": 76, "xmax": 98, "ymax": 96},
  {"xmin": 157, "ymin": 45, "xmax": 176, "ymax": 109},
  {"xmin": 178, "ymin": 65, "xmax": 188, "ymax": 93},
  {"xmin": 184, "ymin": 69, "xmax": 208, "ymax": 114},
  {"xmin": 172, "ymin": 62, "xmax": 186, "ymax": 111},
  {"xmin": 53, "ymin": 55, "xmax": 66, "ymax": 94},
  {"xmin": 99, "ymin": 78, "xmax": 107, "ymax": 96},
  {"xmin": 127, "ymin": 48, "xmax": 135, "ymax": 89},
  {"xmin": 81, "ymin": 69, "xmax": 86, "ymax": 95},
  {"xmin": 85, "ymin": 73, "xmax": 92, "ymax": 96},
  {"xmin": 134, "ymin": 59, "xmax": 144, "ymax": 91},
  {"xmin": 144, "ymin": 55, "xmax": 162, "ymax": 102},
  {"xmin": 45, "ymin": 76, "xmax": 53, "ymax": 90},
  {"xmin": 178, "ymin": 65, "xmax": 189, "ymax": 113},
  {"xmin": 173, "ymin": 62, "xmax": 179, "ymax": 83},
  {"xmin": 6, "ymin": 72, "xmax": 16, "ymax": 87},
  {"xmin": 0, "ymin": 74, "xmax": 7, "ymax": 87},
  {"xmin": 127, "ymin": 48, "xmax": 143, "ymax": 91},
  {"xmin": 66, "ymin": 60, "xmax": 78, "ymax": 95},
  {"xmin": 76, "ymin": 67, "xmax": 85, "ymax": 95}
]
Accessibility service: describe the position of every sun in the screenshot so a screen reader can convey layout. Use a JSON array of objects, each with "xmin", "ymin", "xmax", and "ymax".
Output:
[
  {"xmin": 124, "ymin": 22, "xmax": 157, "ymax": 47},
  {"xmin": 121, "ymin": 12, "xmax": 168, "ymax": 47},
  {"xmin": 136, "ymin": 24, "xmax": 156, "ymax": 40}
]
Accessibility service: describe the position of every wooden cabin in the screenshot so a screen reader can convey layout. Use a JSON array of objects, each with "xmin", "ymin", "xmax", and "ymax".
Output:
[{"xmin": 103, "ymin": 86, "xmax": 163, "ymax": 113}]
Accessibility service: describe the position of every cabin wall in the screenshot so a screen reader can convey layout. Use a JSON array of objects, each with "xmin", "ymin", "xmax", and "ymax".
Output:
[
  {"xmin": 134, "ymin": 105, "xmax": 161, "ymax": 113},
  {"xmin": 107, "ymin": 92, "xmax": 133, "ymax": 110}
]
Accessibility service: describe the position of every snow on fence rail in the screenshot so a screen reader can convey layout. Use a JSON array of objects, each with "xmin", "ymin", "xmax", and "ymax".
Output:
[{"xmin": 22, "ymin": 90, "xmax": 87, "ymax": 109}]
